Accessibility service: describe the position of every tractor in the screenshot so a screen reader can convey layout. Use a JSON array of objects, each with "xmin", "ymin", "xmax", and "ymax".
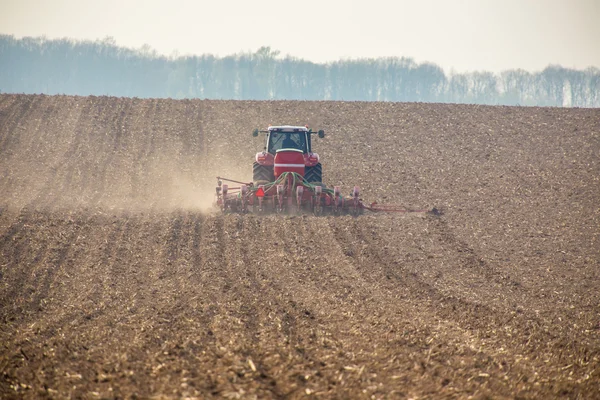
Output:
[
  {"xmin": 252, "ymin": 125, "xmax": 324, "ymax": 184},
  {"xmin": 214, "ymin": 125, "xmax": 433, "ymax": 216}
]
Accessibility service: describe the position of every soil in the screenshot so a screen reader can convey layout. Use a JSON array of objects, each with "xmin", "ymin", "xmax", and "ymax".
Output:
[{"xmin": 0, "ymin": 94, "xmax": 599, "ymax": 398}]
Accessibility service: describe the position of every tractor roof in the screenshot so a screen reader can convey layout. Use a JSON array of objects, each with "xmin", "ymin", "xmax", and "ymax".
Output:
[{"xmin": 268, "ymin": 125, "xmax": 309, "ymax": 132}]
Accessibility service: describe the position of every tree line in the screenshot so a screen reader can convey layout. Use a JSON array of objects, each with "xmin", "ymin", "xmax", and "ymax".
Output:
[{"xmin": 1, "ymin": 35, "xmax": 598, "ymax": 107}]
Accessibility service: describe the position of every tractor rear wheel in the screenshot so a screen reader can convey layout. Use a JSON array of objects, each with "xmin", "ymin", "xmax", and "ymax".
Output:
[
  {"xmin": 253, "ymin": 162, "xmax": 275, "ymax": 183},
  {"xmin": 304, "ymin": 163, "xmax": 322, "ymax": 183}
]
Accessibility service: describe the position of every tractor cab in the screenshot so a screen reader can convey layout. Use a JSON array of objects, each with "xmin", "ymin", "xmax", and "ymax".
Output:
[
  {"xmin": 252, "ymin": 125, "xmax": 325, "ymax": 155},
  {"xmin": 266, "ymin": 126, "xmax": 309, "ymax": 154}
]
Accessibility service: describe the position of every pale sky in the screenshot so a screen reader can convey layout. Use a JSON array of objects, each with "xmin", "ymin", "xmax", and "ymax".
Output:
[{"xmin": 1, "ymin": 0, "xmax": 598, "ymax": 73}]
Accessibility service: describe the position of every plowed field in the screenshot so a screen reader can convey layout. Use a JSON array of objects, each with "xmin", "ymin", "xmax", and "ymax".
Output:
[{"xmin": 1, "ymin": 94, "xmax": 599, "ymax": 399}]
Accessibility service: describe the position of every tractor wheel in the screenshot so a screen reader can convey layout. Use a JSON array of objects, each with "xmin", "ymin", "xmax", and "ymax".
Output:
[
  {"xmin": 304, "ymin": 163, "xmax": 322, "ymax": 183},
  {"xmin": 253, "ymin": 162, "xmax": 275, "ymax": 183}
]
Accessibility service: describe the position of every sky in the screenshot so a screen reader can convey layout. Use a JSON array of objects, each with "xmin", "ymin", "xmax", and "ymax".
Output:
[{"xmin": 1, "ymin": 0, "xmax": 599, "ymax": 73}]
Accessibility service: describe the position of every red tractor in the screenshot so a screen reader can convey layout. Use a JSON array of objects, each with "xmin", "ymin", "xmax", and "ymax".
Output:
[
  {"xmin": 252, "ymin": 125, "xmax": 324, "ymax": 184},
  {"xmin": 214, "ymin": 125, "xmax": 434, "ymax": 216}
]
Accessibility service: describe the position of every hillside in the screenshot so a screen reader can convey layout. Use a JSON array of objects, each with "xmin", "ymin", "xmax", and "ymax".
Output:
[{"xmin": 1, "ymin": 94, "xmax": 599, "ymax": 398}]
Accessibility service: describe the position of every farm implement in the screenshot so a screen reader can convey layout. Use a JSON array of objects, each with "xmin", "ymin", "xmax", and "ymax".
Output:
[{"xmin": 215, "ymin": 125, "xmax": 435, "ymax": 216}]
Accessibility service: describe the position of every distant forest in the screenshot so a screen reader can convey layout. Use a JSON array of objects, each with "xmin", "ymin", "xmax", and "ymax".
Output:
[{"xmin": 1, "ymin": 35, "xmax": 598, "ymax": 107}]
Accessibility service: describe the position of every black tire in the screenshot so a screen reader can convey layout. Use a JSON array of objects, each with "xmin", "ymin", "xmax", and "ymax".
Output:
[
  {"xmin": 304, "ymin": 163, "xmax": 322, "ymax": 183},
  {"xmin": 253, "ymin": 162, "xmax": 275, "ymax": 183}
]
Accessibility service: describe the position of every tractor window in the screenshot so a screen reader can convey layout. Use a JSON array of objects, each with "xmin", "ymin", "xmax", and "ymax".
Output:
[{"xmin": 268, "ymin": 132, "xmax": 307, "ymax": 154}]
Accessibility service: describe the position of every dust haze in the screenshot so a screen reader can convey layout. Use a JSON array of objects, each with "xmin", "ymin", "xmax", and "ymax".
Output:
[{"xmin": 0, "ymin": 96, "xmax": 253, "ymax": 213}]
